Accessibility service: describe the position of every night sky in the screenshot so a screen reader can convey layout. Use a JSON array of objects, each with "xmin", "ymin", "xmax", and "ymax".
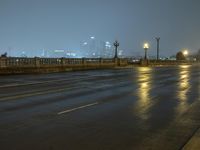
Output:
[{"xmin": 0, "ymin": 0, "xmax": 200, "ymax": 57}]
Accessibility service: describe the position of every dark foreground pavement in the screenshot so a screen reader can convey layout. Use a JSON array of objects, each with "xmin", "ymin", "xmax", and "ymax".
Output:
[{"xmin": 0, "ymin": 64, "xmax": 199, "ymax": 150}]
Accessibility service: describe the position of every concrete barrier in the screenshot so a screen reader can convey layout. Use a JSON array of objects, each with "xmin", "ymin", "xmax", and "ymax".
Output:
[
  {"xmin": 0, "ymin": 57, "xmax": 198, "ymax": 74},
  {"xmin": 0, "ymin": 57, "xmax": 129, "ymax": 74}
]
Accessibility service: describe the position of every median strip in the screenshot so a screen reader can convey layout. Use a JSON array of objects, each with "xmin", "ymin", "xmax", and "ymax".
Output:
[{"xmin": 57, "ymin": 102, "xmax": 99, "ymax": 115}]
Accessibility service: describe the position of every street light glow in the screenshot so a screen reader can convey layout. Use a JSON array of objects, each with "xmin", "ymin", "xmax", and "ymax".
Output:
[
  {"xmin": 183, "ymin": 50, "xmax": 188, "ymax": 56},
  {"xmin": 143, "ymin": 43, "xmax": 149, "ymax": 49},
  {"xmin": 143, "ymin": 42, "xmax": 149, "ymax": 60}
]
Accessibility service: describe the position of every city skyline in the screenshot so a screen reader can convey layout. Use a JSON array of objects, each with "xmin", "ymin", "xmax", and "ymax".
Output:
[{"xmin": 0, "ymin": 0, "xmax": 200, "ymax": 57}]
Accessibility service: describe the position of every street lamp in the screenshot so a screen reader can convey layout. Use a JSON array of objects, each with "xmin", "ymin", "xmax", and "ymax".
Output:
[
  {"xmin": 183, "ymin": 50, "xmax": 188, "ymax": 56},
  {"xmin": 183, "ymin": 50, "xmax": 189, "ymax": 60},
  {"xmin": 143, "ymin": 42, "xmax": 149, "ymax": 60},
  {"xmin": 155, "ymin": 37, "xmax": 160, "ymax": 60},
  {"xmin": 113, "ymin": 40, "xmax": 119, "ymax": 59}
]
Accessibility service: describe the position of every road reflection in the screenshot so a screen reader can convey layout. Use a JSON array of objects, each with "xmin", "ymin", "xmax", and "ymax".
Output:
[
  {"xmin": 176, "ymin": 65, "xmax": 191, "ymax": 113},
  {"xmin": 135, "ymin": 67, "xmax": 153, "ymax": 120}
]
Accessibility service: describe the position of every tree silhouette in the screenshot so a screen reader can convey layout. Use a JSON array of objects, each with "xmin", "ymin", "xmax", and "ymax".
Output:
[
  {"xmin": 176, "ymin": 51, "xmax": 185, "ymax": 60},
  {"xmin": 1, "ymin": 52, "xmax": 7, "ymax": 57}
]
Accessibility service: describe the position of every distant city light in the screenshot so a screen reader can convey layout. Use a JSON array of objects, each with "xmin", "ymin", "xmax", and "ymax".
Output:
[
  {"xmin": 83, "ymin": 42, "xmax": 88, "ymax": 45},
  {"xmin": 54, "ymin": 50, "xmax": 65, "ymax": 53},
  {"xmin": 90, "ymin": 36, "xmax": 95, "ymax": 39},
  {"xmin": 106, "ymin": 45, "xmax": 111, "ymax": 48},
  {"xmin": 118, "ymin": 50, "xmax": 123, "ymax": 56},
  {"xmin": 105, "ymin": 41, "xmax": 111, "ymax": 48}
]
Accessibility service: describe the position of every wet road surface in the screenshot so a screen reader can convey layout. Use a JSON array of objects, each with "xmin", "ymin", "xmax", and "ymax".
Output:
[{"xmin": 0, "ymin": 65, "xmax": 199, "ymax": 150}]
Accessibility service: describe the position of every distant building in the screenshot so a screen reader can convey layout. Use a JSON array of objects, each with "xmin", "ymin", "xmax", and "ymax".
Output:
[
  {"xmin": 102, "ymin": 41, "xmax": 113, "ymax": 58},
  {"xmin": 80, "ymin": 41, "xmax": 89, "ymax": 57},
  {"xmin": 48, "ymin": 50, "xmax": 77, "ymax": 58},
  {"xmin": 80, "ymin": 37, "xmax": 113, "ymax": 58}
]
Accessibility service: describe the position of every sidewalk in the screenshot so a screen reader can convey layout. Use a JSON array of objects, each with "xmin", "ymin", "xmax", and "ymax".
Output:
[{"xmin": 183, "ymin": 128, "xmax": 200, "ymax": 150}]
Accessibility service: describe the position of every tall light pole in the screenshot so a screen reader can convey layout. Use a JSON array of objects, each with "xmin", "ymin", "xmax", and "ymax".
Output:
[
  {"xmin": 143, "ymin": 43, "xmax": 149, "ymax": 60},
  {"xmin": 113, "ymin": 40, "xmax": 119, "ymax": 59},
  {"xmin": 155, "ymin": 37, "xmax": 160, "ymax": 60}
]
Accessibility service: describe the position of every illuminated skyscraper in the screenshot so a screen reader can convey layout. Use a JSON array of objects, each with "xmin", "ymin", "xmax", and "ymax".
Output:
[{"xmin": 80, "ymin": 37, "xmax": 113, "ymax": 58}]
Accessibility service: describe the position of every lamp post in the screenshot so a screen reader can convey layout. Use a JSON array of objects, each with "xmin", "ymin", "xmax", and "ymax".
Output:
[
  {"xmin": 113, "ymin": 40, "xmax": 119, "ymax": 59},
  {"xmin": 143, "ymin": 43, "xmax": 149, "ymax": 60},
  {"xmin": 155, "ymin": 37, "xmax": 160, "ymax": 60}
]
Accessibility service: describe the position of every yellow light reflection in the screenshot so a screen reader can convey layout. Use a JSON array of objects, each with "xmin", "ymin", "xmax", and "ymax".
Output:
[
  {"xmin": 135, "ymin": 67, "xmax": 152, "ymax": 120},
  {"xmin": 177, "ymin": 65, "xmax": 191, "ymax": 113},
  {"xmin": 179, "ymin": 72, "xmax": 189, "ymax": 101},
  {"xmin": 179, "ymin": 65, "xmax": 191, "ymax": 69}
]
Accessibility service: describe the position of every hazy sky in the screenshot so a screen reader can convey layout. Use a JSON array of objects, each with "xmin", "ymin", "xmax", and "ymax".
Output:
[{"xmin": 0, "ymin": 0, "xmax": 200, "ymax": 56}]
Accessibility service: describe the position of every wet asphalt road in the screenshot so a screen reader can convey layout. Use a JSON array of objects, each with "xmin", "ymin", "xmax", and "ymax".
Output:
[{"xmin": 0, "ymin": 65, "xmax": 199, "ymax": 150}]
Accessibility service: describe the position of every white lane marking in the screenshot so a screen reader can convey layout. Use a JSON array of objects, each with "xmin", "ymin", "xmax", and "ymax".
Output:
[
  {"xmin": 0, "ymin": 74, "xmax": 111, "ymax": 88},
  {"xmin": 0, "ymin": 76, "xmax": 92, "ymax": 88},
  {"xmin": 57, "ymin": 102, "xmax": 99, "ymax": 115},
  {"xmin": 0, "ymin": 79, "xmax": 74, "ymax": 88},
  {"xmin": 0, "ymin": 83, "xmax": 21, "ymax": 88}
]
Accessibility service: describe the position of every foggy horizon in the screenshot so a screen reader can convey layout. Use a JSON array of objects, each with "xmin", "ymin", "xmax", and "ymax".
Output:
[{"xmin": 0, "ymin": 0, "xmax": 200, "ymax": 57}]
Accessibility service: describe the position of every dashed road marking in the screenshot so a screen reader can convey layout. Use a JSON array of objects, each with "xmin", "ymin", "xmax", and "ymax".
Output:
[{"xmin": 57, "ymin": 102, "xmax": 99, "ymax": 115}]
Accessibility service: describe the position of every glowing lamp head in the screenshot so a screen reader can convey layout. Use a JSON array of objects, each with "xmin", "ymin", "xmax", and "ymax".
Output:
[
  {"xmin": 143, "ymin": 43, "xmax": 149, "ymax": 49},
  {"xmin": 183, "ymin": 50, "xmax": 188, "ymax": 56}
]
